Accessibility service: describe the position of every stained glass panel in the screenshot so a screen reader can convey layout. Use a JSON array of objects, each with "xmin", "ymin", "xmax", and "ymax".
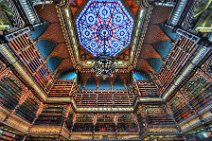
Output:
[{"xmin": 76, "ymin": 0, "xmax": 134, "ymax": 57}]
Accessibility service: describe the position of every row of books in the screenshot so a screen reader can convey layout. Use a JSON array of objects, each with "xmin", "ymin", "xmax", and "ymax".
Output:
[
  {"xmin": 136, "ymin": 81, "xmax": 160, "ymax": 97},
  {"xmin": 25, "ymin": 136, "xmax": 63, "ymax": 141},
  {"xmin": 74, "ymin": 90, "xmax": 135, "ymax": 107},
  {"xmin": 48, "ymin": 80, "xmax": 76, "ymax": 97},
  {"xmin": 72, "ymin": 123, "xmax": 94, "ymax": 132},
  {"xmin": 70, "ymin": 122, "xmax": 139, "ymax": 133},
  {"xmin": 97, "ymin": 115, "xmax": 113, "ymax": 123},
  {"xmin": 0, "ymin": 76, "xmax": 23, "ymax": 110},
  {"xmin": 180, "ymin": 70, "xmax": 212, "ymax": 112},
  {"xmin": 143, "ymin": 105, "xmax": 176, "ymax": 126},
  {"xmin": 154, "ymin": 36, "xmax": 197, "ymax": 93},
  {"xmin": 95, "ymin": 123, "xmax": 116, "ymax": 132},
  {"xmin": 34, "ymin": 106, "xmax": 65, "ymax": 125},
  {"xmin": 8, "ymin": 34, "xmax": 52, "ymax": 90},
  {"xmin": 16, "ymin": 95, "xmax": 40, "ymax": 122},
  {"xmin": 168, "ymin": 92, "xmax": 194, "ymax": 123},
  {"xmin": 118, "ymin": 115, "xmax": 137, "ymax": 123},
  {"xmin": 117, "ymin": 123, "xmax": 138, "ymax": 132},
  {"xmin": 76, "ymin": 115, "xmax": 92, "ymax": 123},
  {"xmin": 0, "ymin": 126, "xmax": 23, "ymax": 141}
]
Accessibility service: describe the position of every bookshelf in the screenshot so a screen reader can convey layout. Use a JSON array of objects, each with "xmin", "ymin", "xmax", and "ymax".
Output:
[
  {"xmin": 95, "ymin": 115, "xmax": 115, "ymax": 132},
  {"xmin": 201, "ymin": 56, "xmax": 212, "ymax": 76},
  {"xmin": 48, "ymin": 80, "xmax": 76, "ymax": 97},
  {"xmin": 74, "ymin": 89, "xmax": 135, "ymax": 107},
  {"xmin": 73, "ymin": 123, "xmax": 94, "ymax": 132},
  {"xmin": 95, "ymin": 123, "xmax": 115, "ymax": 132},
  {"xmin": 145, "ymin": 105, "xmax": 175, "ymax": 126},
  {"xmin": 26, "ymin": 136, "xmax": 65, "ymax": 141},
  {"xmin": 166, "ymin": 58, "xmax": 211, "ymax": 125},
  {"xmin": 136, "ymin": 80, "xmax": 160, "ymax": 97},
  {"xmin": 117, "ymin": 115, "xmax": 138, "ymax": 132},
  {"xmin": 0, "ymin": 126, "xmax": 23, "ymax": 141},
  {"xmin": 154, "ymin": 37, "xmax": 197, "ymax": 93},
  {"xmin": 8, "ymin": 34, "xmax": 52, "ymax": 90},
  {"xmin": 72, "ymin": 114, "xmax": 93, "ymax": 132},
  {"xmin": 168, "ymin": 92, "xmax": 194, "ymax": 123},
  {"xmin": 180, "ymin": 69, "xmax": 211, "ymax": 112},
  {"xmin": 76, "ymin": 114, "xmax": 93, "ymax": 123},
  {"xmin": 0, "ymin": 76, "xmax": 23, "ymax": 110},
  {"xmin": 16, "ymin": 95, "xmax": 40, "ymax": 123},
  {"xmin": 34, "ymin": 105, "xmax": 65, "ymax": 126}
]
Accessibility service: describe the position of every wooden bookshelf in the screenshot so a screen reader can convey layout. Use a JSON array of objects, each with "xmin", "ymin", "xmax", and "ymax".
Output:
[
  {"xmin": 72, "ymin": 114, "xmax": 93, "ymax": 132},
  {"xmin": 95, "ymin": 123, "xmax": 115, "ymax": 132},
  {"xmin": 8, "ymin": 34, "xmax": 52, "ymax": 90},
  {"xmin": 168, "ymin": 92, "xmax": 194, "ymax": 123},
  {"xmin": 48, "ymin": 80, "xmax": 76, "ymax": 97},
  {"xmin": 0, "ymin": 126, "xmax": 23, "ymax": 141},
  {"xmin": 74, "ymin": 89, "xmax": 135, "ymax": 107},
  {"xmin": 95, "ymin": 115, "xmax": 115, "ymax": 132},
  {"xmin": 0, "ymin": 75, "xmax": 24, "ymax": 110},
  {"xmin": 145, "ymin": 105, "xmax": 175, "ymax": 126},
  {"xmin": 73, "ymin": 123, "xmax": 94, "ymax": 132},
  {"xmin": 16, "ymin": 95, "xmax": 40, "ymax": 123},
  {"xmin": 154, "ymin": 37, "xmax": 197, "ymax": 93},
  {"xmin": 117, "ymin": 115, "xmax": 138, "ymax": 132},
  {"xmin": 26, "ymin": 136, "xmax": 65, "ymax": 141},
  {"xmin": 180, "ymin": 69, "xmax": 212, "ymax": 112},
  {"xmin": 34, "ymin": 105, "xmax": 65, "ymax": 126},
  {"xmin": 136, "ymin": 80, "xmax": 160, "ymax": 97}
]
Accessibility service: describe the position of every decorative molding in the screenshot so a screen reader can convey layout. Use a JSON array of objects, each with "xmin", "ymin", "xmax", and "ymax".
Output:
[{"xmin": 58, "ymin": 2, "xmax": 152, "ymax": 73}]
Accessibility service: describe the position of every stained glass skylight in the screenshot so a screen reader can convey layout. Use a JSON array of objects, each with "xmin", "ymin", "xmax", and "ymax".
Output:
[{"xmin": 76, "ymin": 0, "xmax": 134, "ymax": 57}]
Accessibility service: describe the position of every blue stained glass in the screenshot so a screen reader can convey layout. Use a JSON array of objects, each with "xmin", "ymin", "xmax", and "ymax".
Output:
[{"xmin": 76, "ymin": 0, "xmax": 134, "ymax": 57}]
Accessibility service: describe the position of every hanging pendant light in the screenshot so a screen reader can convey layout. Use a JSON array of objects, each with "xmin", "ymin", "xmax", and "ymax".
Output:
[
  {"xmin": 93, "ymin": 31, "xmax": 115, "ymax": 80},
  {"xmin": 93, "ymin": 55, "xmax": 115, "ymax": 80}
]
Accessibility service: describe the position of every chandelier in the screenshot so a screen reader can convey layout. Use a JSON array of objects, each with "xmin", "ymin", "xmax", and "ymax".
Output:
[
  {"xmin": 93, "ymin": 54, "xmax": 115, "ymax": 80},
  {"xmin": 93, "ymin": 32, "xmax": 115, "ymax": 80}
]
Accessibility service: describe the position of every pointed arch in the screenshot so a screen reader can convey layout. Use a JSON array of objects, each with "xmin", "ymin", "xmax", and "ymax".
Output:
[
  {"xmin": 47, "ymin": 57, "xmax": 62, "ymax": 72},
  {"xmin": 113, "ymin": 75, "xmax": 125, "ymax": 90},
  {"xmin": 36, "ymin": 39, "xmax": 56, "ymax": 59},
  {"xmin": 30, "ymin": 21, "xmax": 48, "ymax": 40},
  {"xmin": 153, "ymin": 41, "xmax": 173, "ymax": 60},
  {"xmin": 146, "ymin": 58, "xmax": 163, "ymax": 73}
]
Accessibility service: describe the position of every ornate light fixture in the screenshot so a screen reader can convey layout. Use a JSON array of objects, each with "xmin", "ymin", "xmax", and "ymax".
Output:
[
  {"xmin": 93, "ymin": 31, "xmax": 115, "ymax": 80},
  {"xmin": 93, "ymin": 55, "xmax": 115, "ymax": 80}
]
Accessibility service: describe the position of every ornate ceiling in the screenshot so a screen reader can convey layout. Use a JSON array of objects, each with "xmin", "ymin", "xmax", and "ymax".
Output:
[
  {"xmin": 65, "ymin": 0, "xmax": 147, "ymax": 72},
  {"xmin": 33, "ymin": 0, "xmax": 173, "ymax": 81},
  {"xmin": 76, "ymin": 0, "xmax": 134, "ymax": 57},
  {"xmin": 34, "ymin": 4, "xmax": 74, "ymax": 74}
]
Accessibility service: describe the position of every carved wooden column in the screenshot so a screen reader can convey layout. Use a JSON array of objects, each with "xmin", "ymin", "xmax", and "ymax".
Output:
[
  {"xmin": 165, "ymin": 103, "xmax": 182, "ymax": 133},
  {"xmin": 59, "ymin": 105, "xmax": 72, "ymax": 141},
  {"xmin": 131, "ymin": 113, "xmax": 140, "ymax": 132},
  {"xmin": 92, "ymin": 114, "xmax": 98, "ymax": 140},
  {"xmin": 113, "ymin": 114, "xmax": 120, "ymax": 139},
  {"xmin": 71, "ymin": 113, "xmax": 77, "ymax": 133},
  {"xmin": 138, "ymin": 105, "xmax": 148, "ymax": 139},
  {"xmin": 24, "ymin": 102, "xmax": 45, "ymax": 140}
]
